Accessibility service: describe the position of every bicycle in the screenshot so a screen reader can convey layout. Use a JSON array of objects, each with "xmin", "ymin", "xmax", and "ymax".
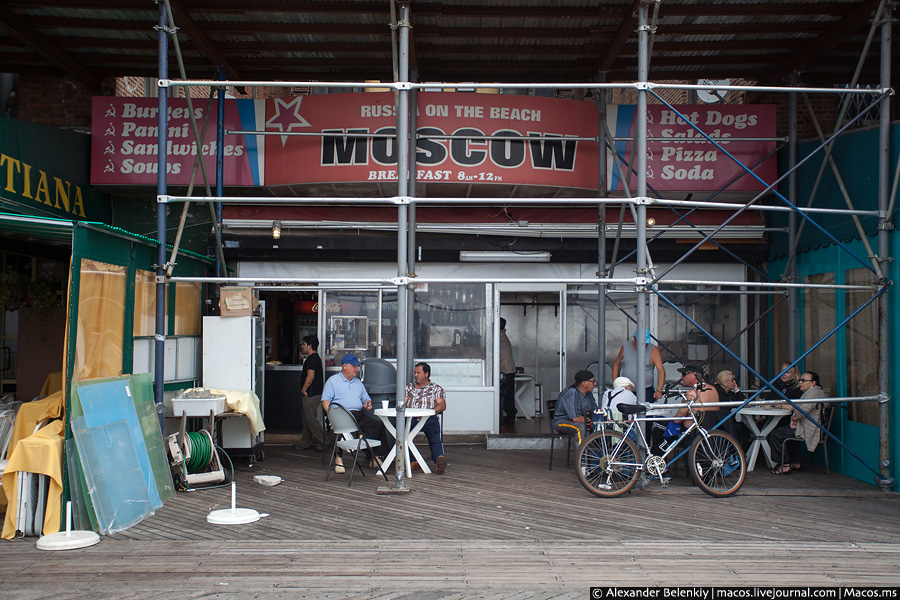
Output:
[{"xmin": 575, "ymin": 388, "xmax": 746, "ymax": 498}]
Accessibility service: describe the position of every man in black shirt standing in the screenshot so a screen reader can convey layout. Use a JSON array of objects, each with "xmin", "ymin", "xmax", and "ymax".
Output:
[{"xmin": 296, "ymin": 334, "xmax": 325, "ymax": 450}]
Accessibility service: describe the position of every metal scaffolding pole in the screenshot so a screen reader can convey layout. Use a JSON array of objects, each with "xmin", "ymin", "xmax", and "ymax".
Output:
[
  {"xmin": 214, "ymin": 69, "xmax": 226, "ymax": 278},
  {"xmin": 154, "ymin": 2, "xmax": 168, "ymax": 426},
  {"xmin": 634, "ymin": 1, "xmax": 650, "ymax": 399},
  {"xmin": 386, "ymin": 1, "xmax": 412, "ymax": 492},
  {"xmin": 877, "ymin": 2, "xmax": 893, "ymax": 489},
  {"xmin": 788, "ymin": 73, "xmax": 799, "ymax": 362},
  {"xmin": 597, "ymin": 81, "xmax": 608, "ymax": 390}
]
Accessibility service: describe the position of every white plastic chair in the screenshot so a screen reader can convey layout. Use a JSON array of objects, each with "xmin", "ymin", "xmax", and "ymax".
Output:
[
  {"xmin": 325, "ymin": 404, "xmax": 388, "ymax": 487},
  {"xmin": 0, "ymin": 407, "xmax": 19, "ymax": 478}
]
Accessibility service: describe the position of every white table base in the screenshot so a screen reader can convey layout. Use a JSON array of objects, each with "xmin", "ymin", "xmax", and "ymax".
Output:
[
  {"xmin": 374, "ymin": 408, "xmax": 436, "ymax": 477},
  {"xmin": 737, "ymin": 408, "xmax": 791, "ymax": 471}
]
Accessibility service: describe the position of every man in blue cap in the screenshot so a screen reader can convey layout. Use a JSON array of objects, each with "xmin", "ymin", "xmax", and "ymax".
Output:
[{"xmin": 321, "ymin": 354, "xmax": 390, "ymax": 472}]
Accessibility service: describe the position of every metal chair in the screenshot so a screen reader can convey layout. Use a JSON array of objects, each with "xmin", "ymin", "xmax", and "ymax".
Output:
[
  {"xmin": 325, "ymin": 404, "xmax": 388, "ymax": 487},
  {"xmin": 547, "ymin": 399, "xmax": 572, "ymax": 470},
  {"xmin": 0, "ymin": 407, "xmax": 16, "ymax": 476},
  {"xmin": 780, "ymin": 402, "xmax": 833, "ymax": 475}
]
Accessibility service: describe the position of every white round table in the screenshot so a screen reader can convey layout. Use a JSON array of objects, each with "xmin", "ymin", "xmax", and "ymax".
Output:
[{"xmin": 736, "ymin": 406, "xmax": 792, "ymax": 471}]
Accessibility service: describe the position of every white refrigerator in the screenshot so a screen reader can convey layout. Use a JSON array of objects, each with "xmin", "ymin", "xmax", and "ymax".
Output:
[{"xmin": 202, "ymin": 315, "xmax": 265, "ymax": 451}]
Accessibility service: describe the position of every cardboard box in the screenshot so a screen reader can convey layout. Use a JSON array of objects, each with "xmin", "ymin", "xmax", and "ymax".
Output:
[{"xmin": 219, "ymin": 286, "xmax": 258, "ymax": 317}]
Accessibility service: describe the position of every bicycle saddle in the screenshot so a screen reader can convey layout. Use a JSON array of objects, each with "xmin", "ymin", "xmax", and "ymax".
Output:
[{"xmin": 618, "ymin": 403, "xmax": 647, "ymax": 415}]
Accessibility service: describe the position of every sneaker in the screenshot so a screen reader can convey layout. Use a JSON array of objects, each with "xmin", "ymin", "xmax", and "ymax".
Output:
[{"xmin": 435, "ymin": 455, "xmax": 447, "ymax": 474}]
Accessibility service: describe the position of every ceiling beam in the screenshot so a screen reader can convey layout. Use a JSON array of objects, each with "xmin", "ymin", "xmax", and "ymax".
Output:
[
  {"xmin": 11, "ymin": 0, "xmax": 855, "ymax": 19},
  {"xmin": 598, "ymin": 1, "xmax": 640, "ymax": 74},
  {"xmin": 0, "ymin": 4, "xmax": 102, "ymax": 91},
  {"xmin": 749, "ymin": 0, "xmax": 883, "ymax": 98},
  {"xmin": 168, "ymin": 0, "xmax": 241, "ymax": 80}
]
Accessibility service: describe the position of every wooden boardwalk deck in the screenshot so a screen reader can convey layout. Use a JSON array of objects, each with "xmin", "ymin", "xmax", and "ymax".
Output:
[{"xmin": 2, "ymin": 441, "xmax": 899, "ymax": 598}]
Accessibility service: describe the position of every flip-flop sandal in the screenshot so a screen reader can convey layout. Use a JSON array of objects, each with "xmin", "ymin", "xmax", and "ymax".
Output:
[
  {"xmin": 790, "ymin": 463, "xmax": 803, "ymax": 471},
  {"xmin": 771, "ymin": 465, "xmax": 790, "ymax": 475}
]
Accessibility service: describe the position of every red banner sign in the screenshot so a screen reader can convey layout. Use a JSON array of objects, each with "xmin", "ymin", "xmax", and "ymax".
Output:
[{"xmin": 91, "ymin": 94, "xmax": 776, "ymax": 193}]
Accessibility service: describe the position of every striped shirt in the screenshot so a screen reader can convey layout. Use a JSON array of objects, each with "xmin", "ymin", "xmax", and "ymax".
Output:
[{"xmin": 405, "ymin": 381, "xmax": 445, "ymax": 409}]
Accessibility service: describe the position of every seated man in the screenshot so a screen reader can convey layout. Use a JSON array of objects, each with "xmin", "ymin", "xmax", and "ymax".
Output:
[
  {"xmin": 552, "ymin": 370, "xmax": 598, "ymax": 446},
  {"xmin": 404, "ymin": 362, "xmax": 447, "ymax": 474},
  {"xmin": 711, "ymin": 369, "xmax": 749, "ymax": 447},
  {"xmin": 672, "ymin": 362, "xmax": 720, "ymax": 429},
  {"xmin": 321, "ymin": 354, "xmax": 390, "ymax": 473},
  {"xmin": 650, "ymin": 362, "xmax": 717, "ymax": 459},
  {"xmin": 599, "ymin": 376, "xmax": 638, "ymax": 421}
]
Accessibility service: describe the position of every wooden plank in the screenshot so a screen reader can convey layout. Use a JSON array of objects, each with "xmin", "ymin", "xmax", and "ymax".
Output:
[{"xmin": 3, "ymin": 444, "xmax": 897, "ymax": 597}]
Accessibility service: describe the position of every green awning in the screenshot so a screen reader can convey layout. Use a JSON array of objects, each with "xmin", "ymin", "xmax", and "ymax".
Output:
[{"xmin": 0, "ymin": 211, "xmax": 75, "ymax": 247}]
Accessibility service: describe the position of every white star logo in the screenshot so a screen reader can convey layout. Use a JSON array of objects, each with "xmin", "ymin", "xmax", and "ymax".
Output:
[{"xmin": 265, "ymin": 97, "xmax": 311, "ymax": 146}]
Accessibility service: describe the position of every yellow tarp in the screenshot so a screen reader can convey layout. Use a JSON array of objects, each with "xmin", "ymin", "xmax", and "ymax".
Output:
[
  {"xmin": 1, "ymin": 419, "xmax": 64, "ymax": 539},
  {"xmin": 208, "ymin": 389, "xmax": 266, "ymax": 437},
  {"xmin": 0, "ymin": 392, "xmax": 65, "ymax": 512}
]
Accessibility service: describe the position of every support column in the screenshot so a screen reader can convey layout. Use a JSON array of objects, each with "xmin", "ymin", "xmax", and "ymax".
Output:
[
  {"xmin": 788, "ymin": 72, "xmax": 798, "ymax": 363},
  {"xmin": 154, "ymin": 3, "xmax": 169, "ymax": 425},
  {"xmin": 406, "ymin": 69, "xmax": 418, "ymax": 377},
  {"xmin": 634, "ymin": 2, "xmax": 650, "ymax": 395},
  {"xmin": 391, "ymin": 2, "xmax": 412, "ymax": 491},
  {"xmin": 215, "ymin": 68, "xmax": 225, "ymax": 278},
  {"xmin": 597, "ymin": 80, "xmax": 608, "ymax": 389},
  {"xmin": 877, "ymin": 2, "xmax": 893, "ymax": 489}
]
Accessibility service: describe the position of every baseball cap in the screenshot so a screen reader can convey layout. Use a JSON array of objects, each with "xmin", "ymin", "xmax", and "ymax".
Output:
[
  {"xmin": 613, "ymin": 376, "xmax": 634, "ymax": 389},
  {"xmin": 678, "ymin": 362, "xmax": 704, "ymax": 375},
  {"xmin": 574, "ymin": 370, "xmax": 595, "ymax": 384},
  {"xmin": 341, "ymin": 354, "xmax": 362, "ymax": 366}
]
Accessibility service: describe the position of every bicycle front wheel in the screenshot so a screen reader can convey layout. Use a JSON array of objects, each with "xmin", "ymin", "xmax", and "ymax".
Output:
[
  {"xmin": 689, "ymin": 430, "xmax": 746, "ymax": 498},
  {"xmin": 576, "ymin": 430, "xmax": 640, "ymax": 498}
]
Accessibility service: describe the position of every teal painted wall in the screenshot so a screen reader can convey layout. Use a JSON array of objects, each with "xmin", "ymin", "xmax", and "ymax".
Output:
[{"xmin": 769, "ymin": 234, "xmax": 896, "ymax": 489}]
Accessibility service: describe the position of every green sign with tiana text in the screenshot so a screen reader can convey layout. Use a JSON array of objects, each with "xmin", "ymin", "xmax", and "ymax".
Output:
[{"xmin": 1, "ymin": 117, "xmax": 109, "ymax": 222}]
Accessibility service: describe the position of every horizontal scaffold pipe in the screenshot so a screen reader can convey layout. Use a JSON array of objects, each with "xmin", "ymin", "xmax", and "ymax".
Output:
[
  {"xmin": 160, "ymin": 79, "xmax": 890, "ymax": 96},
  {"xmin": 221, "ymin": 220, "xmax": 781, "ymax": 235},
  {"xmin": 225, "ymin": 130, "xmax": 785, "ymax": 144},
  {"xmin": 631, "ymin": 396, "xmax": 880, "ymax": 413},
  {"xmin": 659, "ymin": 279, "xmax": 880, "ymax": 291},
  {"xmin": 166, "ymin": 275, "xmax": 880, "ymax": 292},
  {"xmin": 158, "ymin": 194, "xmax": 880, "ymax": 216}
]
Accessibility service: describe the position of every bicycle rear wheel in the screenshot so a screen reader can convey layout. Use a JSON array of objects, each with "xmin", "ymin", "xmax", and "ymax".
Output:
[
  {"xmin": 689, "ymin": 430, "xmax": 746, "ymax": 497},
  {"xmin": 576, "ymin": 430, "xmax": 640, "ymax": 498}
]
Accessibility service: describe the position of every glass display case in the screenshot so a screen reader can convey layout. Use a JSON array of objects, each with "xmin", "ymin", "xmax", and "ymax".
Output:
[
  {"xmin": 414, "ymin": 283, "xmax": 486, "ymax": 360},
  {"xmin": 329, "ymin": 315, "xmax": 368, "ymax": 353}
]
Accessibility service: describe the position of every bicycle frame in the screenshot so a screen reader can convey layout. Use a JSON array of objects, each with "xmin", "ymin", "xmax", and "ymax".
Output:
[{"xmin": 599, "ymin": 394, "xmax": 711, "ymax": 482}]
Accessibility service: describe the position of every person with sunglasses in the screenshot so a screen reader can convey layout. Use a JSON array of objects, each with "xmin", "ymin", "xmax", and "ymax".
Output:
[
  {"xmin": 552, "ymin": 370, "xmax": 598, "ymax": 446},
  {"xmin": 767, "ymin": 362, "xmax": 803, "ymax": 428},
  {"xmin": 768, "ymin": 371, "xmax": 825, "ymax": 475}
]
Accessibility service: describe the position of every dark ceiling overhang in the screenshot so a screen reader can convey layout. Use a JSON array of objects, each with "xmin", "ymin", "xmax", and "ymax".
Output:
[{"xmin": 0, "ymin": 1, "xmax": 892, "ymax": 90}]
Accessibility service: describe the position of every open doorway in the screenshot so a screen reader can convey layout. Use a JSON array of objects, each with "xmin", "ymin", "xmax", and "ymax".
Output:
[{"xmin": 497, "ymin": 287, "xmax": 565, "ymax": 435}]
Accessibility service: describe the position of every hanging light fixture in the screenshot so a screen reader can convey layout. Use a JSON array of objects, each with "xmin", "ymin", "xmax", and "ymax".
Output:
[
  {"xmin": 272, "ymin": 220, "xmax": 282, "ymax": 239},
  {"xmin": 459, "ymin": 250, "xmax": 550, "ymax": 262}
]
